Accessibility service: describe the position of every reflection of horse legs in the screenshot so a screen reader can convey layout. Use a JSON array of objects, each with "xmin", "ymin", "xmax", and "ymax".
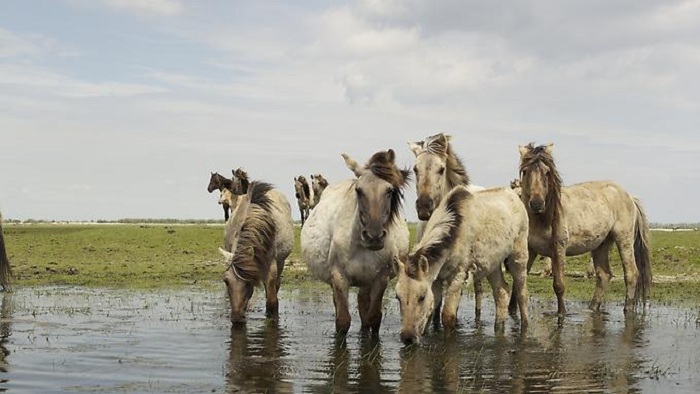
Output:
[
  {"xmin": 360, "ymin": 276, "xmax": 388, "ymax": 334},
  {"xmin": 589, "ymin": 239, "xmax": 613, "ymax": 311},
  {"xmin": 441, "ymin": 270, "xmax": 467, "ymax": 332}
]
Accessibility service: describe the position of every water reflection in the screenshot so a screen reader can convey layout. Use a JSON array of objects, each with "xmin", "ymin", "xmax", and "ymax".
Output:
[
  {"xmin": 0, "ymin": 292, "xmax": 12, "ymax": 390},
  {"xmin": 225, "ymin": 320, "xmax": 293, "ymax": 393}
]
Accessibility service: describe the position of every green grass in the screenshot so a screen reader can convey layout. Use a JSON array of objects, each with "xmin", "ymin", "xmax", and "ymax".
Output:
[{"xmin": 3, "ymin": 224, "xmax": 700, "ymax": 304}]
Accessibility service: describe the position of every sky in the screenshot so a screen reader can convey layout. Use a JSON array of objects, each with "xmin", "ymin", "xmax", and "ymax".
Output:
[{"xmin": 1, "ymin": 0, "xmax": 699, "ymax": 223}]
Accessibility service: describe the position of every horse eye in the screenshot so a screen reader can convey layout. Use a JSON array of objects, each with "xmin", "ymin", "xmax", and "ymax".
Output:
[
  {"xmin": 437, "ymin": 167, "xmax": 445, "ymax": 175},
  {"xmin": 418, "ymin": 295, "xmax": 425, "ymax": 303}
]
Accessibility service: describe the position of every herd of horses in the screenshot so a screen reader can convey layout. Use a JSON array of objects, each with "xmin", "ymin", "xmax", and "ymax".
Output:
[{"xmin": 208, "ymin": 132, "xmax": 652, "ymax": 345}]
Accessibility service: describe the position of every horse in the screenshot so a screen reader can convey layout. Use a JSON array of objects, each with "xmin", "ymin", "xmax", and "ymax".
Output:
[
  {"xmin": 218, "ymin": 188, "xmax": 240, "ymax": 213},
  {"xmin": 310, "ymin": 174, "xmax": 329, "ymax": 208},
  {"xmin": 517, "ymin": 143, "xmax": 652, "ymax": 314},
  {"xmin": 301, "ymin": 149, "xmax": 410, "ymax": 336},
  {"xmin": 0, "ymin": 212, "xmax": 11, "ymax": 291},
  {"xmin": 293, "ymin": 175, "xmax": 312, "ymax": 227},
  {"xmin": 231, "ymin": 168, "xmax": 250, "ymax": 195},
  {"xmin": 207, "ymin": 172, "xmax": 234, "ymax": 221},
  {"xmin": 408, "ymin": 132, "xmax": 486, "ymax": 322},
  {"xmin": 217, "ymin": 181, "xmax": 294, "ymax": 324},
  {"xmin": 393, "ymin": 185, "xmax": 529, "ymax": 345}
]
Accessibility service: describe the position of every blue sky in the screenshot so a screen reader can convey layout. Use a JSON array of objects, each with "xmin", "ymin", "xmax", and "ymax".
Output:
[{"xmin": 1, "ymin": 0, "xmax": 699, "ymax": 223}]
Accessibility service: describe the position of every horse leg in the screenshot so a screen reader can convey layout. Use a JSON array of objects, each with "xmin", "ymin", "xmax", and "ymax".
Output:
[
  {"xmin": 264, "ymin": 259, "xmax": 279, "ymax": 319},
  {"xmin": 364, "ymin": 275, "xmax": 389, "ymax": 335},
  {"xmin": 330, "ymin": 268, "xmax": 351, "ymax": 334},
  {"xmin": 431, "ymin": 280, "xmax": 443, "ymax": 328},
  {"xmin": 615, "ymin": 235, "xmax": 639, "ymax": 314},
  {"xmin": 589, "ymin": 240, "xmax": 613, "ymax": 312},
  {"xmin": 473, "ymin": 276, "xmax": 483, "ymax": 320},
  {"xmin": 357, "ymin": 286, "xmax": 370, "ymax": 331},
  {"xmin": 525, "ymin": 247, "xmax": 537, "ymax": 273},
  {"xmin": 223, "ymin": 204, "xmax": 229, "ymax": 221},
  {"xmin": 551, "ymin": 247, "xmax": 567, "ymax": 315},
  {"xmin": 441, "ymin": 269, "xmax": 467, "ymax": 332},
  {"xmin": 485, "ymin": 266, "xmax": 509, "ymax": 330},
  {"xmin": 299, "ymin": 207, "xmax": 305, "ymax": 227},
  {"xmin": 508, "ymin": 242, "xmax": 529, "ymax": 327}
]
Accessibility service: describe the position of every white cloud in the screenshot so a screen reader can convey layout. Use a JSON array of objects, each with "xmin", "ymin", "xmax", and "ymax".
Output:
[{"xmin": 102, "ymin": 0, "xmax": 183, "ymax": 16}]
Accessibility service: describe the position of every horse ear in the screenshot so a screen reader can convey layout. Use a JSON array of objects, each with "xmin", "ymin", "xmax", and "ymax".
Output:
[
  {"xmin": 310, "ymin": 174, "xmax": 314, "ymax": 179},
  {"xmin": 407, "ymin": 141, "xmax": 424, "ymax": 156},
  {"xmin": 392, "ymin": 255, "xmax": 405, "ymax": 276},
  {"xmin": 418, "ymin": 255, "xmax": 430, "ymax": 278},
  {"xmin": 218, "ymin": 247, "xmax": 233, "ymax": 262},
  {"xmin": 341, "ymin": 153, "xmax": 364, "ymax": 177},
  {"xmin": 544, "ymin": 143, "xmax": 554, "ymax": 155},
  {"xmin": 386, "ymin": 149, "xmax": 395, "ymax": 163},
  {"xmin": 518, "ymin": 144, "xmax": 529, "ymax": 158}
]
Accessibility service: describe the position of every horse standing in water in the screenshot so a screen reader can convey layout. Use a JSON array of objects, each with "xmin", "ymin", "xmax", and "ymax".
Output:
[
  {"xmin": 310, "ymin": 174, "xmax": 329, "ymax": 208},
  {"xmin": 517, "ymin": 143, "xmax": 652, "ymax": 314},
  {"xmin": 394, "ymin": 185, "xmax": 529, "ymax": 344},
  {"xmin": 301, "ymin": 149, "xmax": 410, "ymax": 336},
  {"xmin": 293, "ymin": 175, "xmax": 312, "ymax": 227},
  {"xmin": 218, "ymin": 181, "xmax": 294, "ymax": 324},
  {"xmin": 0, "ymin": 212, "xmax": 11, "ymax": 291},
  {"xmin": 408, "ymin": 133, "xmax": 486, "ymax": 321},
  {"xmin": 207, "ymin": 172, "xmax": 234, "ymax": 221}
]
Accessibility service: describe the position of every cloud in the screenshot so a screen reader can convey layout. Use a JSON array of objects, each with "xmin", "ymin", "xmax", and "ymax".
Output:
[
  {"xmin": 101, "ymin": 0, "xmax": 183, "ymax": 16},
  {"xmin": 0, "ymin": 27, "xmax": 80, "ymax": 58}
]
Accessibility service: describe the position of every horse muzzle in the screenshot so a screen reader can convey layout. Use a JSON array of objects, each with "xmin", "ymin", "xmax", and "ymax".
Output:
[
  {"xmin": 400, "ymin": 330, "xmax": 420, "ymax": 346},
  {"xmin": 529, "ymin": 199, "xmax": 546, "ymax": 214},
  {"xmin": 361, "ymin": 229, "xmax": 387, "ymax": 251},
  {"xmin": 416, "ymin": 197, "xmax": 434, "ymax": 220}
]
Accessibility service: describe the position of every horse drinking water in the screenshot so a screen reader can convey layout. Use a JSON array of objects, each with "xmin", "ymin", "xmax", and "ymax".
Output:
[
  {"xmin": 394, "ymin": 185, "xmax": 530, "ymax": 344},
  {"xmin": 517, "ymin": 143, "xmax": 652, "ymax": 314},
  {"xmin": 301, "ymin": 149, "xmax": 410, "ymax": 336},
  {"xmin": 218, "ymin": 181, "xmax": 294, "ymax": 324}
]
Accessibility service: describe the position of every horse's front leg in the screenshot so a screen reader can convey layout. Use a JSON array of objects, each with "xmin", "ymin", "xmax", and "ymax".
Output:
[
  {"xmin": 441, "ymin": 270, "xmax": 467, "ymax": 332},
  {"xmin": 330, "ymin": 267, "xmax": 351, "ymax": 335},
  {"xmin": 362, "ymin": 275, "xmax": 389, "ymax": 335},
  {"xmin": 431, "ymin": 279, "xmax": 443, "ymax": 328},
  {"xmin": 551, "ymin": 244, "xmax": 567, "ymax": 315}
]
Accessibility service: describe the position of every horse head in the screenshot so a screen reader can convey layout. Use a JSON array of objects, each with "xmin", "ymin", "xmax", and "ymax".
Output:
[
  {"xmin": 408, "ymin": 133, "xmax": 469, "ymax": 221},
  {"xmin": 393, "ymin": 254, "xmax": 435, "ymax": 345},
  {"xmin": 342, "ymin": 149, "xmax": 409, "ymax": 251},
  {"xmin": 518, "ymin": 143, "xmax": 561, "ymax": 215}
]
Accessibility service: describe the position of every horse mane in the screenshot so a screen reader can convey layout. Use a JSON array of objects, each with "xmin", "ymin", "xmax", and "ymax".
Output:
[
  {"xmin": 232, "ymin": 168, "xmax": 249, "ymax": 194},
  {"xmin": 228, "ymin": 181, "xmax": 277, "ymax": 283},
  {"xmin": 520, "ymin": 143, "xmax": 563, "ymax": 227},
  {"xmin": 424, "ymin": 133, "xmax": 470, "ymax": 188},
  {"xmin": 365, "ymin": 150, "xmax": 411, "ymax": 225},
  {"xmin": 406, "ymin": 186, "xmax": 470, "ymax": 279}
]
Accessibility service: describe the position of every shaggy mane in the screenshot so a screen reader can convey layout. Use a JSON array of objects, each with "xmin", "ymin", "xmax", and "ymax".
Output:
[
  {"xmin": 365, "ymin": 150, "xmax": 411, "ymax": 225},
  {"xmin": 519, "ymin": 143, "xmax": 563, "ymax": 228},
  {"xmin": 406, "ymin": 186, "xmax": 470, "ymax": 279},
  {"xmin": 424, "ymin": 133, "xmax": 470, "ymax": 189},
  {"xmin": 226, "ymin": 181, "xmax": 277, "ymax": 283}
]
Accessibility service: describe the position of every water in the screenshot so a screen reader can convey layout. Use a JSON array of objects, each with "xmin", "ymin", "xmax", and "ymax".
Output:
[{"xmin": 0, "ymin": 287, "xmax": 699, "ymax": 393}]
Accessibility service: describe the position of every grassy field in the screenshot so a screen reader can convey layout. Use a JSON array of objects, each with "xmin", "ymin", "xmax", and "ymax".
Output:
[{"xmin": 3, "ymin": 223, "xmax": 700, "ymax": 304}]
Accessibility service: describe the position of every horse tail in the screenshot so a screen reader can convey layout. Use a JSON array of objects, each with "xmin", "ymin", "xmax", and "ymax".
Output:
[
  {"xmin": 632, "ymin": 197, "xmax": 652, "ymax": 301},
  {"xmin": 0, "ymin": 213, "xmax": 12, "ymax": 291}
]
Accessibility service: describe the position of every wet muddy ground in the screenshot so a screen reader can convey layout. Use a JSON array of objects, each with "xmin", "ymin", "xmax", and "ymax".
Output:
[{"xmin": 0, "ymin": 286, "xmax": 699, "ymax": 393}]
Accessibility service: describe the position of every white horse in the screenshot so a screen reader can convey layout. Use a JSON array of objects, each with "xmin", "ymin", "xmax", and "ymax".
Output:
[
  {"xmin": 408, "ymin": 132, "xmax": 487, "ymax": 322},
  {"xmin": 394, "ymin": 185, "xmax": 529, "ymax": 344},
  {"xmin": 301, "ymin": 149, "xmax": 410, "ymax": 335},
  {"xmin": 218, "ymin": 181, "xmax": 294, "ymax": 324}
]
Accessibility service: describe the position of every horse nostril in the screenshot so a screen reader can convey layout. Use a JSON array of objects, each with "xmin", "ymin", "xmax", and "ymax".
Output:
[
  {"xmin": 400, "ymin": 332, "xmax": 415, "ymax": 345},
  {"xmin": 361, "ymin": 230, "xmax": 370, "ymax": 240},
  {"xmin": 380, "ymin": 230, "xmax": 387, "ymax": 240}
]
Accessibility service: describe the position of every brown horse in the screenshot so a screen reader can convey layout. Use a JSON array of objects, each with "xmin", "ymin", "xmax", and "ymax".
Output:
[
  {"xmin": 207, "ymin": 172, "xmax": 234, "ymax": 221},
  {"xmin": 293, "ymin": 175, "xmax": 312, "ymax": 227},
  {"xmin": 517, "ymin": 143, "xmax": 652, "ymax": 314},
  {"xmin": 310, "ymin": 174, "xmax": 329, "ymax": 208},
  {"xmin": 0, "ymin": 212, "xmax": 11, "ymax": 291},
  {"xmin": 218, "ymin": 181, "xmax": 294, "ymax": 324}
]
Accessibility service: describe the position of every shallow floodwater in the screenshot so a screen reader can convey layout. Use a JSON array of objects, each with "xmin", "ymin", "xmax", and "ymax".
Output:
[{"xmin": 0, "ymin": 287, "xmax": 698, "ymax": 393}]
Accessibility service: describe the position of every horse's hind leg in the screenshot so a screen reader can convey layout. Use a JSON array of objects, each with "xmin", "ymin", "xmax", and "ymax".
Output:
[
  {"xmin": 589, "ymin": 239, "xmax": 613, "ymax": 312},
  {"xmin": 486, "ymin": 267, "xmax": 509, "ymax": 330},
  {"xmin": 615, "ymin": 235, "xmax": 639, "ymax": 313},
  {"xmin": 508, "ymin": 244, "xmax": 529, "ymax": 327},
  {"xmin": 264, "ymin": 260, "xmax": 280, "ymax": 319}
]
